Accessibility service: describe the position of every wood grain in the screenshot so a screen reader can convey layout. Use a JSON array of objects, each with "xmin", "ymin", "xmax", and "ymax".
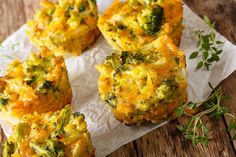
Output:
[
  {"xmin": 109, "ymin": 117, "xmax": 236, "ymax": 157},
  {"xmin": 0, "ymin": 0, "xmax": 236, "ymax": 157},
  {"xmin": 23, "ymin": 0, "xmax": 40, "ymax": 20},
  {"xmin": 222, "ymin": 71, "xmax": 236, "ymax": 149},
  {"xmin": 184, "ymin": 0, "xmax": 236, "ymax": 45},
  {"xmin": 0, "ymin": 0, "xmax": 26, "ymax": 41},
  {"xmin": 107, "ymin": 142, "xmax": 138, "ymax": 157}
]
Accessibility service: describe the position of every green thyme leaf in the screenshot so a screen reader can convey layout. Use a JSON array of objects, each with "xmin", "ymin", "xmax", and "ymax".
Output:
[
  {"xmin": 203, "ymin": 15, "xmax": 215, "ymax": 28},
  {"xmin": 216, "ymin": 41, "xmax": 224, "ymax": 45},
  {"xmin": 191, "ymin": 16, "xmax": 224, "ymax": 70},
  {"xmin": 175, "ymin": 82, "xmax": 236, "ymax": 146},
  {"xmin": 189, "ymin": 52, "xmax": 199, "ymax": 59},
  {"xmin": 203, "ymin": 51, "xmax": 209, "ymax": 60},
  {"xmin": 196, "ymin": 61, "xmax": 203, "ymax": 69}
]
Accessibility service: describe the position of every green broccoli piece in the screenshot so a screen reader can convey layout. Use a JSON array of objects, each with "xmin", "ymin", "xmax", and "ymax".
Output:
[
  {"xmin": 134, "ymin": 54, "xmax": 145, "ymax": 62},
  {"xmin": 105, "ymin": 53, "xmax": 121, "ymax": 68},
  {"xmin": 139, "ymin": 6, "xmax": 164, "ymax": 35},
  {"xmin": 56, "ymin": 106, "xmax": 71, "ymax": 136},
  {"xmin": 120, "ymin": 51, "xmax": 130, "ymax": 63},
  {"xmin": 0, "ymin": 97, "xmax": 8, "ymax": 106},
  {"xmin": 30, "ymin": 139, "xmax": 65, "ymax": 157},
  {"xmin": 156, "ymin": 78, "xmax": 179, "ymax": 102},
  {"xmin": 73, "ymin": 112, "xmax": 85, "ymax": 118},
  {"xmin": 105, "ymin": 92, "xmax": 117, "ymax": 108},
  {"xmin": 3, "ymin": 141, "xmax": 15, "ymax": 157},
  {"xmin": 79, "ymin": 4, "xmax": 86, "ymax": 12},
  {"xmin": 36, "ymin": 80, "xmax": 55, "ymax": 94},
  {"xmin": 15, "ymin": 122, "xmax": 30, "ymax": 140},
  {"xmin": 30, "ymin": 142, "xmax": 54, "ymax": 157},
  {"xmin": 120, "ymin": 51, "xmax": 146, "ymax": 64}
]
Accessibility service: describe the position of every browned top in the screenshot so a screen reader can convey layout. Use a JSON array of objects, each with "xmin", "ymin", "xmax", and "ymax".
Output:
[{"xmin": 0, "ymin": 0, "xmax": 236, "ymax": 156}]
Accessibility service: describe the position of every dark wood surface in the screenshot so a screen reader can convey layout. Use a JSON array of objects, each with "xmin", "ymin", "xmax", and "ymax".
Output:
[{"xmin": 0, "ymin": 0, "xmax": 236, "ymax": 156}]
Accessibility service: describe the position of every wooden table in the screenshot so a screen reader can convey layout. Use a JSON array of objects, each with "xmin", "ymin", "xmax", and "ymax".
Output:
[{"xmin": 0, "ymin": 0, "xmax": 236, "ymax": 156}]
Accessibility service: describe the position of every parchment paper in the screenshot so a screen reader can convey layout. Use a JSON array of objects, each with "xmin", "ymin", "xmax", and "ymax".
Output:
[{"xmin": 0, "ymin": 1, "xmax": 236, "ymax": 157}]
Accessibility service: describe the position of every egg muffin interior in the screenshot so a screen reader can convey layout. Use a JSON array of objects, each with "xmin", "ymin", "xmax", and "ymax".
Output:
[
  {"xmin": 98, "ymin": 0, "xmax": 183, "ymax": 51},
  {"xmin": 0, "ymin": 49, "xmax": 72, "ymax": 122},
  {"xmin": 3, "ymin": 105, "xmax": 95, "ymax": 157},
  {"xmin": 97, "ymin": 35, "xmax": 187, "ymax": 125},
  {"xmin": 27, "ymin": 0, "xmax": 100, "ymax": 56}
]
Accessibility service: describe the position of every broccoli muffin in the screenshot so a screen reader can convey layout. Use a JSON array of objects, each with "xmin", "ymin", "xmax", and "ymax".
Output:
[
  {"xmin": 96, "ymin": 35, "xmax": 187, "ymax": 125},
  {"xmin": 98, "ymin": 0, "xmax": 183, "ymax": 51},
  {"xmin": 27, "ymin": 0, "xmax": 100, "ymax": 56},
  {"xmin": 3, "ymin": 105, "xmax": 95, "ymax": 157},
  {"xmin": 0, "ymin": 48, "xmax": 72, "ymax": 124}
]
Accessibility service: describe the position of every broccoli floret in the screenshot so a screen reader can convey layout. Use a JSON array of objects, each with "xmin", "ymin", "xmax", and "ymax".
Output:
[
  {"xmin": 30, "ymin": 142, "xmax": 53, "ymax": 157},
  {"xmin": 134, "ymin": 54, "xmax": 145, "ymax": 62},
  {"xmin": 25, "ymin": 76, "xmax": 37, "ymax": 85},
  {"xmin": 120, "ymin": 51, "xmax": 146, "ymax": 64},
  {"xmin": 73, "ymin": 112, "xmax": 85, "ymax": 118},
  {"xmin": 105, "ymin": 92, "xmax": 117, "ymax": 108},
  {"xmin": 30, "ymin": 139, "xmax": 65, "ymax": 157},
  {"xmin": 105, "ymin": 53, "xmax": 121, "ymax": 68},
  {"xmin": 138, "ymin": 6, "xmax": 164, "ymax": 35},
  {"xmin": 79, "ymin": 4, "xmax": 86, "ymax": 12},
  {"xmin": 3, "ymin": 141, "xmax": 15, "ymax": 157},
  {"xmin": 56, "ymin": 106, "xmax": 71, "ymax": 136},
  {"xmin": 120, "ymin": 51, "xmax": 130, "ymax": 63},
  {"xmin": 0, "ymin": 97, "xmax": 8, "ymax": 106},
  {"xmin": 156, "ymin": 78, "xmax": 179, "ymax": 102},
  {"xmin": 36, "ymin": 80, "xmax": 55, "ymax": 94},
  {"xmin": 15, "ymin": 122, "xmax": 30, "ymax": 140},
  {"xmin": 117, "ymin": 24, "xmax": 127, "ymax": 30},
  {"xmin": 115, "ymin": 65, "xmax": 128, "ymax": 74}
]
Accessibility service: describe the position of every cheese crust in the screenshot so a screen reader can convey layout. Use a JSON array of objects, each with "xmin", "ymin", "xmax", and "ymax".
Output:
[
  {"xmin": 97, "ymin": 35, "xmax": 187, "ymax": 125},
  {"xmin": 3, "ymin": 105, "xmax": 95, "ymax": 157},
  {"xmin": 27, "ymin": 0, "xmax": 100, "ymax": 56},
  {"xmin": 98, "ymin": 0, "xmax": 183, "ymax": 51},
  {"xmin": 0, "ymin": 49, "xmax": 72, "ymax": 122}
]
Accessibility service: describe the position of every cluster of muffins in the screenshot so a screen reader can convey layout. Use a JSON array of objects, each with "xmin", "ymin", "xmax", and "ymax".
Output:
[
  {"xmin": 97, "ymin": 0, "xmax": 188, "ymax": 125},
  {"xmin": 2, "ymin": 0, "xmax": 99, "ymax": 156},
  {"xmin": 1, "ymin": 0, "xmax": 188, "ymax": 156},
  {"xmin": 27, "ymin": 0, "xmax": 100, "ymax": 56}
]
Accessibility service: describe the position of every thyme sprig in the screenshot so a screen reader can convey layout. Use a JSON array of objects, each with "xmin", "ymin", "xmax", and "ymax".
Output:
[
  {"xmin": 190, "ymin": 16, "xmax": 224, "ymax": 70},
  {"xmin": 175, "ymin": 83, "xmax": 236, "ymax": 146}
]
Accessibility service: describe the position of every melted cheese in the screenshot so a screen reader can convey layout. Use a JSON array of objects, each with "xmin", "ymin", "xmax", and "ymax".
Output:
[
  {"xmin": 3, "ymin": 106, "xmax": 94, "ymax": 157},
  {"xmin": 0, "ymin": 48, "xmax": 72, "ymax": 119},
  {"xmin": 98, "ymin": 0, "xmax": 183, "ymax": 51},
  {"xmin": 97, "ymin": 35, "xmax": 187, "ymax": 125},
  {"xmin": 27, "ymin": 0, "xmax": 100, "ymax": 56}
]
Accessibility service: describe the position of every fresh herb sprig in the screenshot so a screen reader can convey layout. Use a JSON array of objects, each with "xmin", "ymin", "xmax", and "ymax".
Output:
[
  {"xmin": 175, "ymin": 83, "xmax": 236, "ymax": 146},
  {"xmin": 190, "ymin": 16, "xmax": 224, "ymax": 70}
]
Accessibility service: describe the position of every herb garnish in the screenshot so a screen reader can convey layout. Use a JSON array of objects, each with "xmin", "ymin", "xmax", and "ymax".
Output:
[
  {"xmin": 175, "ymin": 83, "xmax": 236, "ymax": 146},
  {"xmin": 189, "ymin": 16, "xmax": 224, "ymax": 70}
]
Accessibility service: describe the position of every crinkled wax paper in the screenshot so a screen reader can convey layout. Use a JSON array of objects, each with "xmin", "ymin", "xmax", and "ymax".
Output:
[{"xmin": 0, "ymin": 1, "xmax": 236, "ymax": 157}]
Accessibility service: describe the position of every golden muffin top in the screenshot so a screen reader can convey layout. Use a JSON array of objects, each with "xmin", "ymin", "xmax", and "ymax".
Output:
[
  {"xmin": 0, "ymin": 48, "xmax": 72, "ymax": 120},
  {"xmin": 3, "ymin": 105, "xmax": 95, "ymax": 157},
  {"xmin": 97, "ymin": 35, "xmax": 187, "ymax": 124},
  {"xmin": 27, "ymin": 0, "xmax": 100, "ymax": 56},
  {"xmin": 98, "ymin": 0, "xmax": 183, "ymax": 51}
]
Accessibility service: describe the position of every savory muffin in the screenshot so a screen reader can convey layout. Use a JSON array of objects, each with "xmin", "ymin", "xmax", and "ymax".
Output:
[
  {"xmin": 27, "ymin": 0, "xmax": 100, "ymax": 56},
  {"xmin": 0, "ymin": 48, "xmax": 72, "ymax": 124},
  {"xmin": 98, "ymin": 0, "xmax": 183, "ymax": 51},
  {"xmin": 3, "ymin": 105, "xmax": 95, "ymax": 157},
  {"xmin": 97, "ymin": 35, "xmax": 187, "ymax": 125}
]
